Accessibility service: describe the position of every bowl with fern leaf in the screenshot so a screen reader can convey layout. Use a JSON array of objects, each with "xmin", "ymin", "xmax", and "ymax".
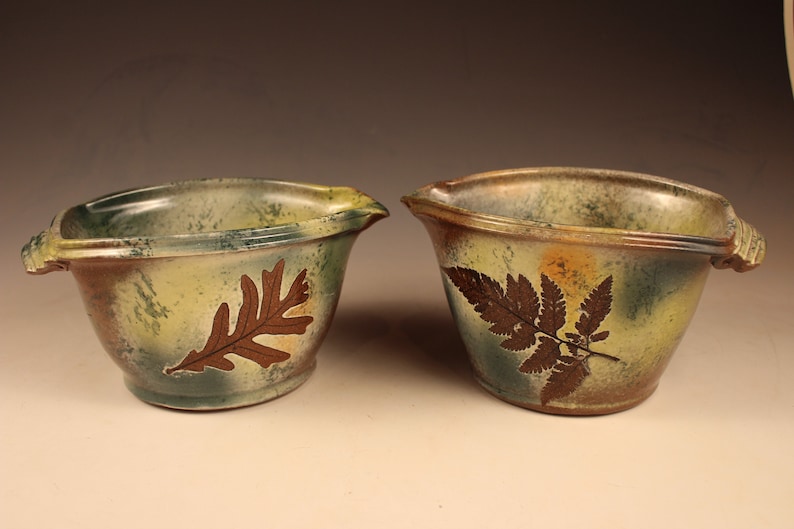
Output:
[{"xmin": 403, "ymin": 167, "xmax": 765, "ymax": 415}]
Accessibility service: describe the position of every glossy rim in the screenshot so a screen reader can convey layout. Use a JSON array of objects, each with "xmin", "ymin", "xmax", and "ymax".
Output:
[
  {"xmin": 45, "ymin": 178, "xmax": 389, "ymax": 260},
  {"xmin": 401, "ymin": 167, "xmax": 736, "ymax": 256}
]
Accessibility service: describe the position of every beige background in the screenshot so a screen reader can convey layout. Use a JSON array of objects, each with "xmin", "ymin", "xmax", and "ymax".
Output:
[{"xmin": 2, "ymin": 2, "xmax": 793, "ymax": 528}]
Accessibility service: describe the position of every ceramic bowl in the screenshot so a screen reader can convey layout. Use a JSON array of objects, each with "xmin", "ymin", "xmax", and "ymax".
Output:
[
  {"xmin": 402, "ymin": 167, "xmax": 765, "ymax": 415},
  {"xmin": 23, "ymin": 178, "xmax": 388, "ymax": 410}
]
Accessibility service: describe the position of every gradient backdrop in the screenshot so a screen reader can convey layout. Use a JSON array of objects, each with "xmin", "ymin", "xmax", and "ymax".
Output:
[{"xmin": 2, "ymin": 2, "xmax": 793, "ymax": 528}]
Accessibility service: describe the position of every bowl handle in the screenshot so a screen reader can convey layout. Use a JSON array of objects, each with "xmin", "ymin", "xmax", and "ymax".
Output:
[
  {"xmin": 711, "ymin": 217, "xmax": 766, "ymax": 272},
  {"xmin": 22, "ymin": 230, "xmax": 68, "ymax": 274}
]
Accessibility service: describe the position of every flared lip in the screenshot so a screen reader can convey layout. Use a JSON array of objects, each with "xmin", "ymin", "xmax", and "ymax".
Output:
[
  {"xmin": 41, "ymin": 178, "xmax": 389, "ymax": 261},
  {"xmin": 401, "ymin": 167, "xmax": 738, "ymax": 256}
]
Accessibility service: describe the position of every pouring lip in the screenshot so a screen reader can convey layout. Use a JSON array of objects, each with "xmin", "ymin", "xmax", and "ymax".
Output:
[
  {"xmin": 39, "ymin": 178, "xmax": 389, "ymax": 262},
  {"xmin": 401, "ymin": 167, "xmax": 738, "ymax": 256}
]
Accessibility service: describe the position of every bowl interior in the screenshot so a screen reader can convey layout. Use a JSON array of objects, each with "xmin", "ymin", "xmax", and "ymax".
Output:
[
  {"xmin": 59, "ymin": 179, "xmax": 370, "ymax": 239},
  {"xmin": 425, "ymin": 169, "xmax": 731, "ymax": 239}
]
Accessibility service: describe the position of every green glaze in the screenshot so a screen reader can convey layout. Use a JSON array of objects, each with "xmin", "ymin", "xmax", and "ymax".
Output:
[
  {"xmin": 403, "ymin": 167, "xmax": 765, "ymax": 415},
  {"xmin": 23, "ymin": 178, "xmax": 388, "ymax": 410}
]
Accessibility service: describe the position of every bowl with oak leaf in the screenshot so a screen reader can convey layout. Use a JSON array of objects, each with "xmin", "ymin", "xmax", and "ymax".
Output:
[{"xmin": 23, "ymin": 178, "xmax": 388, "ymax": 410}]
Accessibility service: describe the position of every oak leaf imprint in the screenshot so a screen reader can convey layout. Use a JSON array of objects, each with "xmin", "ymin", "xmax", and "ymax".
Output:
[{"xmin": 165, "ymin": 259, "xmax": 313, "ymax": 375}]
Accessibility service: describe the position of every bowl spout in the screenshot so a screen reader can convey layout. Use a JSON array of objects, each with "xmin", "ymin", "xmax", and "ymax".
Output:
[{"xmin": 344, "ymin": 193, "xmax": 390, "ymax": 231}]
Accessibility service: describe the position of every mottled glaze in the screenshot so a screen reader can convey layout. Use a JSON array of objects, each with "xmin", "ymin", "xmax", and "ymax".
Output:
[
  {"xmin": 402, "ymin": 167, "xmax": 765, "ymax": 415},
  {"xmin": 23, "ymin": 178, "xmax": 388, "ymax": 410}
]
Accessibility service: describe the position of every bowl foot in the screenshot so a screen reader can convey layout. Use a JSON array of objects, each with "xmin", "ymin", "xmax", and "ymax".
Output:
[
  {"xmin": 474, "ymin": 376, "xmax": 658, "ymax": 416},
  {"xmin": 123, "ymin": 362, "xmax": 316, "ymax": 411}
]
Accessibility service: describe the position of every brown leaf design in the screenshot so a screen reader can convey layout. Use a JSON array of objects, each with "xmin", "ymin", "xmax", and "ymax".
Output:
[
  {"xmin": 165, "ymin": 260, "xmax": 313, "ymax": 375},
  {"xmin": 575, "ymin": 275, "xmax": 613, "ymax": 341},
  {"xmin": 444, "ymin": 267, "xmax": 620, "ymax": 405},
  {"xmin": 540, "ymin": 354, "xmax": 590, "ymax": 405},
  {"xmin": 444, "ymin": 267, "xmax": 539, "ymax": 348},
  {"xmin": 518, "ymin": 336, "xmax": 561, "ymax": 374},
  {"xmin": 538, "ymin": 273, "xmax": 566, "ymax": 335}
]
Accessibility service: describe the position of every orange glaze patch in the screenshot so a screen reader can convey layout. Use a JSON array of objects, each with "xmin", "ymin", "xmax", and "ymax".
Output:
[{"xmin": 539, "ymin": 244, "xmax": 600, "ymax": 301}]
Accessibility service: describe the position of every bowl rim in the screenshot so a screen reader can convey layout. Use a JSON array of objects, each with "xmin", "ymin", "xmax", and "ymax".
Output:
[
  {"xmin": 31, "ymin": 177, "xmax": 389, "ymax": 263},
  {"xmin": 401, "ymin": 167, "xmax": 740, "ymax": 257}
]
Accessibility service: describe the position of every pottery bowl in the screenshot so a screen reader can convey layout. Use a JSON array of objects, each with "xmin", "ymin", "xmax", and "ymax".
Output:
[
  {"xmin": 402, "ymin": 167, "xmax": 765, "ymax": 415},
  {"xmin": 23, "ymin": 178, "xmax": 388, "ymax": 410}
]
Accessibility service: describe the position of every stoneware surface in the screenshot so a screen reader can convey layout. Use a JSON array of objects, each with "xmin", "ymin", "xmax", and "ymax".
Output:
[
  {"xmin": 403, "ymin": 167, "xmax": 765, "ymax": 414},
  {"xmin": 22, "ymin": 179, "xmax": 388, "ymax": 409}
]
